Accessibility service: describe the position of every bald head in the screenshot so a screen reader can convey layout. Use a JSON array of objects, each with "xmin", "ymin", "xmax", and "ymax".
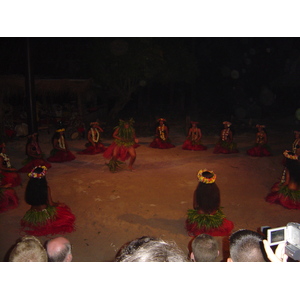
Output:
[{"xmin": 46, "ymin": 237, "xmax": 72, "ymax": 262}]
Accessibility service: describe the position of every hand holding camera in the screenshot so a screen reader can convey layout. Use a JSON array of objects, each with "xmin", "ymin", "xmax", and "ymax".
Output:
[
  {"xmin": 262, "ymin": 222, "xmax": 300, "ymax": 262},
  {"xmin": 263, "ymin": 240, "xmax": 288, "ymax": 262}
]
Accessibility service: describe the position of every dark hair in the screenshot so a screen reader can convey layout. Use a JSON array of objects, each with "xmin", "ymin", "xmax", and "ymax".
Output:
[
  {"xmin": 194, "ymin": 173, "xmax": 220, "ymax": 213},
  {"xmin": 25, "ymin": 167, "xmax": 48, "ymax": 206},
  {"xmin": 286, "ymin": 158, "xmax": 300, "ymax": 185},
  {"xmin": 229, "ymin": 229, "xmax": 266, "ymax": 262},
  {"xmin": 191, "ymin": 234, "xmax": 219, "ymax": 262},
  {"xmin": 52, "ymin": 131, "xmax": 64, "ymax": 142}
]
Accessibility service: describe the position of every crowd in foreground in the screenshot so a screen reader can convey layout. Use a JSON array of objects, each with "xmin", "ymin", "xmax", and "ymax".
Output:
[{"xmin": 6, "ymin": 229, "xmax": 293, "ymax": 262}]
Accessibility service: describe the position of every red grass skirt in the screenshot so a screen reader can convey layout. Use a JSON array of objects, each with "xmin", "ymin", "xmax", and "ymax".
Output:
[
  {"xmin": 247, "ymin": 145, "xmax": 272, "ymax": 157},
  {"xmin": 0, "ymin": 170, "xmax": 21, "ymax": 187},
  {"xmin": 103, "ymin": 142, "xmax": 140, "ymax": 161},
  {"xmin": 266, "ymin": 182, "xmax": 300, "ymax": 209},
  {"xmin": 213, "ymin": 141, "xmax": 238, "ymax": 154},
  {"xmin": 18, "ymin": 158, "xmax": 52, "ymax": 173},
  {"xmin": 186, "ymin": 218, "xmax": 234, "ymax": 237},
  {"xmin": 47, "ymin": 149, "xmax": 76, "ymax": 163},
  {"xmin": 77, "ymin": 143, "xmax": 107, "ymax": 155},
  {"xmin": 0, "ymin": 188, "xmax": 19, "ymax": 213},
  {"xmin": 149, "ymin": 138, "xmax": 175, "ymax": 149},
  {"xmin": 182, "ymin": 139, "xmax": 207, "ymax": 151},
  {"xmin": 21, "ymin": 204, "xmax": 76, "ymax": 236}
]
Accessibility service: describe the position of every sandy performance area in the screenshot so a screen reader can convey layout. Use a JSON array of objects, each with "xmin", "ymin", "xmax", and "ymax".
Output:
[{"xmin": 1, "ymin": 119, "xmax": 299, "ymax": 262}]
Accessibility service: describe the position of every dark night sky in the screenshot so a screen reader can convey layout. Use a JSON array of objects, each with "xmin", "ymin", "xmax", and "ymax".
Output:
[{"xmin": 1, "ymin": 37, "xmax": 300, "ymax": 121}]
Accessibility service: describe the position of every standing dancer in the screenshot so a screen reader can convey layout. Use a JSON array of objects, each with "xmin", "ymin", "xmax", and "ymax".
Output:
[
  {"xmin": 292, "ymin": 130, "xmax": 300, "ymax": 157},
  {"xmin": 186, "ymin": 169, "xmax": 234, "ymax": 237},
  {"xmin": 182, "ymin": 121, "xmax": 207, "ymax": 151},
  {"xmin": 266, "ymin": 150, "xmax": 300, "ymax": 209},
  {"xmin": 47, "ymin": 127, "xmax": 76, "ymax": 163},
  {"xmin": 77, "ymin": 121, "xmax": 106, "ymax": 155},
  {"xmin": 21, "ymin": 166, "xmax": 76, "ymax": 236},
  {"xmin": 103, "ymin": 119, "xmax": 139, "ymax": 172},
  {"xmin": 149, "ymin": 118, "xmax": 175, "ymax": 149},
  {"xmin": 0, "ymin": 142, "xmax": 21, "ymax": 187},
  {"xmin": 18, "ymin": 132, "xmax": 52, "ymax": 172},
  {"xmin": 213, "ymin": 121, "xmax": 238, "ymax": 154},
  {"xmin": 247, "ymin": 124, "xmax": 272, "ymax": 157}
]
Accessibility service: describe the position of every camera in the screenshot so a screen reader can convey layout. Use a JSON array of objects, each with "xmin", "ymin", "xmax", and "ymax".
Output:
[{"xmin": 262, "ymin": 222, "xmax": 300, "ymax": 260}]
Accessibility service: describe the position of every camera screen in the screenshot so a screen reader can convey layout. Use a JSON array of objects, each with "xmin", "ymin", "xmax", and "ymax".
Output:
[{"xmin": 270, "ymin": 229, "xmax": 285, "ymax": 244}]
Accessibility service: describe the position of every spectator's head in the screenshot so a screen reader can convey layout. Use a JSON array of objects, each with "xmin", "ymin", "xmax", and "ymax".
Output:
[
  {"xmin": 9, "ymin": 235, "xmax": 47, "ymax": 262},
  {"xmin": 191, "ymin": 234, "xmax": 219, "ymax": 262},
  {"xmin": 194, "ymin": 169, "xmax": 220, "ymax": 213},
  {"xmin": 45, "ymin": 237, "xmax": 72, "ymax": 262},
  {"xmin": 227, "ymin": 229, "xmax": 266, "ymax": 262},
  {"xmin": 115, "ymin": 236, "xmax": 188, "ymax": 262}
]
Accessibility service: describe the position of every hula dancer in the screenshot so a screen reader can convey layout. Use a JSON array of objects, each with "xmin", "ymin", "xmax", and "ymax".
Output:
[
  {"xmin": 18, "ymin": 132, "xmax": 52, "ymax": 172},
  {"xmin": 247, "ymin": 124, "xmax": 271, "ymax": 157},
  {"xmin": 182, "ymin": 121, "xmax": 207, "ymax": 151},
  {"xmin": 21, "ymin": 166, "xmax": 76, "ymax": 236},
  {"xmin": 266, "ymin": 150, "xmax": 300, "ymax": 209},
  {"xmin": 47, "ymin": 127, "xmax": 76, "ymax": 163},
  {"xmin": 149, "ymin": 118, "xmax": 175, "ymax": 149},
  {"xmin": 0, "ymin": 174, "xmax": 19, "ymax": 213},
  {"xmin": 186, "ymin": 169, "xmax": 234, "ymax": 237},
  {"xmin": 213, "ymin": 121, "xmax": 238, "ymax": 154},
  {"xmin": 78, "ymin": 121, "xmax": 106, "ymax": 155},
  {"xmin": 103, "ymin": 119, "xmax": 139, "ymax": 172},
  {"xmin": 0, "ymin": 142, "xmax": 21, "ymax": 187}
]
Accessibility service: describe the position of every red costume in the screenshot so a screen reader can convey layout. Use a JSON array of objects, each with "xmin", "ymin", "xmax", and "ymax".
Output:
[
  {"xmin": 265, "ymin": 150, "xmax": 300, "ymax": 210},
  {"xmin": 0, "ymin": 174, "xmax": 19, "ymax": 213},
  {"xmin": 213, "ymin": 121, "xmax": 238, "ymax": 154},
  {"xmin": 186, "ymin": 169, "xmax": 234, "ymax": 237},
  {"xmin": 21, "ymin": 166, "xmax": 76, "ymax": 236},
  {"xmin": 78, "ymin": 124, "xmax": 107, "ymax": 155},
  {"xmin": 247, "ymin": 125, "xmax": 271, "ymax": 157},
  {"xmin": 149, "ymin": 118, "xmax": 175, "ymax": 149},
  {"xmin": 47, "ymin": 129, "xmax": 76, "ymax": 163}
]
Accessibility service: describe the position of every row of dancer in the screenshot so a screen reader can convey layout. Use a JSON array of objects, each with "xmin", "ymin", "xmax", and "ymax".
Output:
[{"xmin": 4, "ymin": 118, "xmax": 297, "ymax": 176}]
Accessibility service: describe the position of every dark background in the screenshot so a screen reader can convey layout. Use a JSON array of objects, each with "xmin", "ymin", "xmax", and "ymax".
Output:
[{"xmin": 1, "ymin": 37, "xmax": 300, "ymax": 137}]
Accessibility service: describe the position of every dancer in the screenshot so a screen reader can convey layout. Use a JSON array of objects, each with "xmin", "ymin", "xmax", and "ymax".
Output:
[
  {"xmin": 213, "ymin": 121, "xmax": 238, "ymax": 154},
  {"xmin": 247, "ymin": 124, "xmax": 272, "ymax": 157},
  {"xmin": 47, "ymin": 127, "xmax": 76, "ymax": 163},
  {"xmin": 149, "ymin": 118, "xmax": 175, "ymax": 149},
  {"xmin": 182, "ymin": 121, "xmax": 207, "ymax": 151},
  {"xmin": 0, "ymin": 174, "xmax": 19, "ymax": 213},
  {"xmin": 186, "ymin": 169, "xmax": 234, "ymax": 237},
  {"xmin": 266, "ymin": 150, "xmax": 300, "ymax": 209},
  {"xmin": 18, "ymin": 132, "xmax": 52, "ymax": 173},
  {"xmin": 292, "ymin": 130, "xmax": 300, "ymax": 157},
  {"xmin": 0, "ymin": 142, "xmax": 21, "ymax": 187},
  {"xmin": 103, "ymin": 118, "xmax": 139, "ymax": 172},
  {"xmin": 77, "ymin": 121, "xmax": 106, "ymax": 155},
  {"xmin": 21, "ymin": 166, "xmax": 76, "ymax": 236}
]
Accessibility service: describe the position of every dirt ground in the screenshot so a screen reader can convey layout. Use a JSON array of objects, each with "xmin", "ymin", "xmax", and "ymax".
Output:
[{"xmin": 1, "ymin": 117, "xmax": 299, "ymax": 262}]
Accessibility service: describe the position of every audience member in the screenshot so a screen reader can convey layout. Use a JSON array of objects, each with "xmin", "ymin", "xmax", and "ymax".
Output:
[
  {"xmin": 190, "ymin": 234, "xmax": 219, "ymax": 262},
  {"xmin": 115, "ymin": 236, "xmax": 188, "ymax": 262},
  {"xmin": 9, "ymin": 235, "xmax": 47, "ymax": 262},
  {"xmin": 262, "ymin": 240, "xmax": 288, "ymax": 262},
  {"xmin": 45, "ymin": 237, "xmax": 73, "ymax": 262},
  {"xmin": 227, "ymin": 229, "xmax": 266, "ymax": 262}
]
